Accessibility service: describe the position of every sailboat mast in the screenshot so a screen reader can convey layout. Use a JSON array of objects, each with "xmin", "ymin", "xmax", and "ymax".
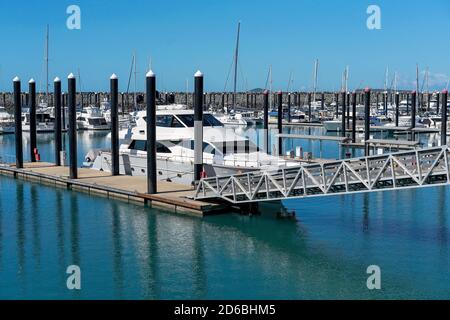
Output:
[
  {"xmin": 134, "ymin": 51, "xmax": 137, "ymax": 110},
  {"xmin": 313, "ymin": 59, "xmax": 319, "ymax": 102},
  {"xmin": 45, "ymin": 24, "xmax": 49, "ymax": 105},
  {"xmin": 232, "ymin": 21, "xmax": 240, "ymax": 108}
]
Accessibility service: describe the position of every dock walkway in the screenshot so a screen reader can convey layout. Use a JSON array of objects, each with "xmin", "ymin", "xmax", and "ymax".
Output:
[{"xmin": 0, "ymin": 162, "xmax": 225, "ymax": 216}]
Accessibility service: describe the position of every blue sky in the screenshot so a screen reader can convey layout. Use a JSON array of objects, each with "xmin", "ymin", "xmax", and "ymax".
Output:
[{"xmin": 0, "ymin": 0, "xmax": 449, "ymax": 92}]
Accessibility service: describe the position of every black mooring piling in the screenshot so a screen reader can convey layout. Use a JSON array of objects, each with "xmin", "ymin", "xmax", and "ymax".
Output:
[
  {"xmin": 29, "ymin": 78, "xmax": 37, "ymax": 162},
  {"xmin": 411, "ymin": 91, "xmax": 417, "ymax": 141},
  {"xmin": 263, "ymin": 90, "xmax": 269, "ymax": 154},
  {"xmin": 68, "ymin": 73, "xmax": 77, "ymax": 179},
  {"xmin": 110, "ymin": 74, "xmax": 119, "ymax": 176},
  {"xmin": 194, "ymin": 71, "xmax": 204, "ymax": 182},
  {"xmin": 335, "ymin": 92, "xmax": 339, "ymax": 118},
  {"xmin": 62, "ymin": 92, "xmax": 66, "ymax": 130},
  {"xmin": 287, "ymin": 93, "xmax": 291, "ymax": 123},
  {"xmin": 364, "ymin": 88, "xmax": 371, "ymax": 156},
  {"xmin": 13, "ymin": 77, "xmax": 23, "ymax": 169},
  {"xmin": 54, "ymin": 77, "xmax": 62, "ymax": 166},
  {"xmin": 341, "ymin": 91, "xmax": 346, "ymax": 137},
  {"xmin": 352, "ymin": 92, "xmax": 356, "ymax": 143},
  {"xmin": 308, "ymin": 92, "xmax": 312, "ymax": 122},
  {"xmin": 441, "ymin": 90, "xmax": 448, "ymax": 146},
  {"xmin": 436, "ymin": 92, "xmax": 440, "ymax": 115},
  {"xmin": 395, "ymin": 92, "xmax": 400, "ymax": 127},
  {"xmin": 146, "ymin": 70, "xmax": 157, "ymax": 194},
  {"xmin": 277, "ymin": 91, "xmax": 283, "ymax": 156}
]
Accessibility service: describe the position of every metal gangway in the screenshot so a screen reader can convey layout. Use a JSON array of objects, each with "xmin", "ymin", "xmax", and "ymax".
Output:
[{"xmin": 194, "ymin": 146, "xmax": 450, "ymax": 204}]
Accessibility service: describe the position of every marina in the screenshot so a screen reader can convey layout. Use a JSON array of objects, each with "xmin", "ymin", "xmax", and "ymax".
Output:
[{"xmin": 1, "ymin": 0, "xmax": 450, "ymax": 303}]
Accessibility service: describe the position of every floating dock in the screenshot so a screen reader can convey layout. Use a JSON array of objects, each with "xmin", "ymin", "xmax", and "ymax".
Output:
[{"xmin": 0, "ymin": 162, "xmax": 226, "ymax": 217}]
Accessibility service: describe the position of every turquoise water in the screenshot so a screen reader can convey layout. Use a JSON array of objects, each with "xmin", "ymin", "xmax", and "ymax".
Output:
[{"xmin": 0, "ymin": 127, "xmax": 449, "ymax": 299}]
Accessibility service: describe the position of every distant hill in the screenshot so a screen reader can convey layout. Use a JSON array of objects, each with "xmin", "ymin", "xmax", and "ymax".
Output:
[{"xmin": 248, "ymin": 88, "xmax": 266, "ymax": 93}]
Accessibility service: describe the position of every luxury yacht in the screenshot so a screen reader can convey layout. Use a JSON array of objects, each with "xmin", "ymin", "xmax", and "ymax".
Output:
[
  {"xmin": 77, "ymin": 106, "xmax": 111, "ymax": 130},
  {"xmin": 84, "ymin": 109, "xmax": 300, "ymax": 184}
]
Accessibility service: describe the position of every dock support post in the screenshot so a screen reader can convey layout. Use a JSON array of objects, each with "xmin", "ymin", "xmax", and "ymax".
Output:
[
  {"xmin": 146, "ymin": 70, "xmax": 157, "ymax": 194},
  {"xmin": 62, "ymin": 92, "xmax": 66, "ymax": 130},
  {"xmin": 352, "ymin": 92, "xmax": 356, "ymax": 143},
  {"xmin": 68, "ymin": 73, "xmax": 78, "ymax": 179},
  {"xmin": 29, "ymin": 78, "xmax": 37, "ymax": 162},
  {"xmin": 341, "ymin": 91, "xmax": 346, "ymax": 137},
  {"xmin": 346, "ymin": 92, "xmax": 350, "ymax": 127},
  {"xmin": 13, "ymin": 77, "xmax": 23, "ymax": 169},
  {"xmin": 335, "ymin": 92, "xmax": 339, "ymax": 119},
  {"xmin": 364, "ymin": 88, "xmax": 371, "ymax": 156},
  {"xmin": 54, "ymin": 77, "xmax": 62, "ymax": 166},
  {"xmin": 263, "ymin": 90, "xmax": 269, "ymax": 154},
  {"xmin": 308, "ymin": 92, "xmax": 312, "ymax": 122},
  {"xmin": 287, "ymin": 93, "xmax": 291, "ymax": 123},
  {"xmin": 441, "ymin": 90, "xmax": 448, "ymax": 146},
  {"xmin": 194, "ymin": 71, "xmax": 204, "ymax": 182},
  {"xmin": 277, "ymin": 91, "xmax": 283, "ymax": 156},
  {"xmin": 411, "ymin": 91, "xmax": 417, "ymax": 141},
  {"xmin": 321, "ymin": 92, "xmax": 325, "ymax": 110},
  {"xmin": 110, "ymin": 74, "xmax": 119, "ymax": 176},
  {"xmin": 436, "ymin": 92, "xmax": 440, "ymax": 115},
  {"xmin": 395, "ymin": 92, "xmax": 400, "ymax": 127}
]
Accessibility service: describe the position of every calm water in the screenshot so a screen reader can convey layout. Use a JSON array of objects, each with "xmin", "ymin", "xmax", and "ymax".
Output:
[{"xmin": 0, "ymin": 127, "xmax": 449, "ymax": 299}]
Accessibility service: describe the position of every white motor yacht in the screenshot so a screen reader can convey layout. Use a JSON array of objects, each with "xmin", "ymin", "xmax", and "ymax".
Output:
[
  {"xmin": 77, "ymin": 106, "xmax": 111, "ymax": 130},
  {"xmin": 22, "ymin": 108, "xmax": 55, "ymax": 133},
  {"xmin": 84, "ymin": 109, "xmax": 300, "ymax": 184}
]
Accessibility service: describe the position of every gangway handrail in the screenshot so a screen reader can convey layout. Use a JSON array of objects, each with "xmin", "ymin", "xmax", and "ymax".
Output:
[{"xmin": 194, "ymin": 146, "xmax": 450, "ymax": 204}]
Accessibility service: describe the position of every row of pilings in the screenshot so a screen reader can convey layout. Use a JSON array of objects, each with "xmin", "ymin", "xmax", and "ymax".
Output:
[{"xmin": 0, "ymin": 90, "xmax": 443, "ymax": 112}]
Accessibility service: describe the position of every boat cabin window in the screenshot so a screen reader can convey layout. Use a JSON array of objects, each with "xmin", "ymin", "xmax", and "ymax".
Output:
[
  {"xmin": 37, "ymin": 114, "xmax": 54, "ymax": 122},
  {"xmin": 128, "ymin": 140, "xmax": 171, "ymax": 153},
  {"xmin": 154, "ymin": 115, "xmax": 185, "ymax": 128},
  {"xmin": 177, "ymin": 114, "xmax": 223, "ymax": 127},
  {"xmin": 88, "ymin": 118, "xmax": 107, "ymax": 125},
  {"xmin": 190, "ymin": 141, "xmax": 217, "ymax": 155},
  {"xmin": 212, "ymin": 140, "xmax": 259, "ymax": 154}
]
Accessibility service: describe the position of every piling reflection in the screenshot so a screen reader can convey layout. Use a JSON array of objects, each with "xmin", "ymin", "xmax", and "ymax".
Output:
[
  {"xmin": 30, "ymin": 184, "xmax": 41, "ymax": 269},
  {"xmin": 437, "ymin": 187, "xmax": 448, "ymax": 246},
  {"xmin": 69, "ymin": 195, "xmax": 80, "ymax": 266},
  {"xmin": 362, "ymin": 193, "xmax": 370, "ymax": 232},
  {"xmin": 111, "ymin": 201, "xmax": 124, "ymax": 298},
  {"xmin": 55, "ymin": 189, "xmax": 66, "ymax": 285},
  {"xmin": 16, "ymin": 182, "xmax": 26, "ymax": 293}
]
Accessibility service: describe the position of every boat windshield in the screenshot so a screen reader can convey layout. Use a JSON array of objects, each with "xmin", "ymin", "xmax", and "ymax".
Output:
[{"xmin": 177, "ymin": 114, "xmax": 224, "ymax": 127}]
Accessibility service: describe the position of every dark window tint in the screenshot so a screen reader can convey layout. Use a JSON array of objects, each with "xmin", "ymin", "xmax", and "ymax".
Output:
[
  {"xmin": 156, "ymin": 115, "xmax": 173, "ymax": 127},
  {"xmin": 128, "ymin": 140, "xmax": 147, "ymax": 151},
  {"xmin": 190, "ymin": 140, "xmax": 216, "ymax": 154},
  {"xmin": 177, "ymin": 114, "xmax": 223, "ymax": 127}
]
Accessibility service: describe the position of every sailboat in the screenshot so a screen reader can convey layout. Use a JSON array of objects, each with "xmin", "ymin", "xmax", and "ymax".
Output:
[
  {"xmin": 215, "ymin": 22, "xmax": 248, "ymax": 126},
  {"xmin": 22, "ymin": 25, "xmax": 56, "ymax": 133}
]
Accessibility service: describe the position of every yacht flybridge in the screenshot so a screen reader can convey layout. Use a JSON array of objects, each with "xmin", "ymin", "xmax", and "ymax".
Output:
[{"xmin": 84, "ymin": 109, "xmax": 301, "ymax": 184}]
